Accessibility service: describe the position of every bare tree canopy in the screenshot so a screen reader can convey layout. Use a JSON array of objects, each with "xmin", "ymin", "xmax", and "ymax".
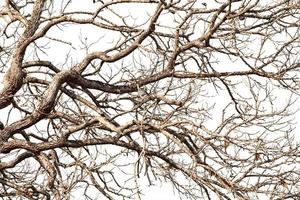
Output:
[{"xmin": 0, "ymin": 0, "xmax": 299, "ymax": 199}]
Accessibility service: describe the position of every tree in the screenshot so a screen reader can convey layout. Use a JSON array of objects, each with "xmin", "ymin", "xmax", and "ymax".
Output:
[{"xmin": 0, "ymin": 0, "xmax": 299, "ymax": 199}]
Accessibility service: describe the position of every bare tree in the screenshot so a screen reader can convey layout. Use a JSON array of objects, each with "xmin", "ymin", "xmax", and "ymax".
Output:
[{"xmin": 0, "ymin": 0, "xmax": 299, "ymax": 199}]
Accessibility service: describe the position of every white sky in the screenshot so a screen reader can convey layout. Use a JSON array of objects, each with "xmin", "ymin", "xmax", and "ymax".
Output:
[{"xmin": 0, "ymin": 0, "xmax": 299, "ymax": 199}]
